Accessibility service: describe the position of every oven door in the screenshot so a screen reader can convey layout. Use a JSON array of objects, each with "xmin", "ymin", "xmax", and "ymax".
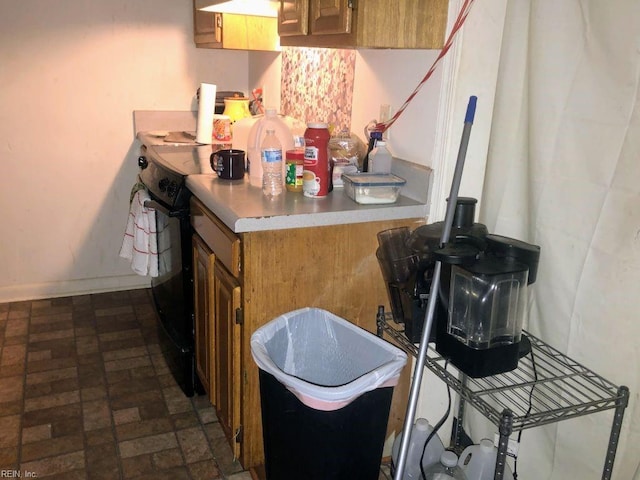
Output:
[{"xmin": 146, "ymin": 196, "xmax": 198, "ymax": 396}]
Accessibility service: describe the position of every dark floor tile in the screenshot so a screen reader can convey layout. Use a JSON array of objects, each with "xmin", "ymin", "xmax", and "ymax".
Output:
[
  {"xmin": 95, "ymin": 312, "xmax": 138, "ymax": 331},
  {"xmin": 0, "ymin": 414, "xmax": 21, "ymax": 448},
  {"xmin": 138, "ymin": 400, "xmax": 170, "ymax": 420},
  {"xmin": 84, "ymin": 427, "xmax": 115, "ymax": 447},
  {"xmin": 177, "ymin": 426, "xmax": 213, "ymax": 463},
  {"xmin": 26, "ymin": 356, "xmax": 78, "ymax": 374},
  {"xmin": 100, "ymin": 335, "xmax": 146, "ymax": 353},
  {"xmin": 22, "ymin": 423, "xmax": 52, "ymax": 444},
  {"xmin": 109, "ymin": 382, "xmax": 164, "ymax": 404},
  {"xmin": 130, "ymin": 467, "xmax": 192, "ymax": 480},
  {"xmin": 0, "ymin": 400, "xmax": 22, "ymax": 415},
  {"xmin": 22, "ymin": 403, "xmax": 83, "ymax": 429},
  {"xmin": 20, "ymin": 450, "xmax": 85, "ymax": 478},
  {"xmin": 20, "ymin": 433, "xmax": 84, "ymax": 462},
  {"xmin": 51, "ymin": 415, "xmax": 84, "ymax": 438},
  {"xmin": 77, "ymin": 353, "xmax": 103, "ymax": 365},
  {"xmin": 26, "ymin": 363, "xmax": 77, "ymax": 382},
  {"xmin": 115, "ymin": 417, "xmax": 174, "ymax": 442},
  {"xmin": 82, "ymin": 398, "xmax": 112, "ymax": 431},
  {"xmin": 0, "ymin": 375, "xmax": 24, "ymax": 403},
  {"xmin": 27, "ymin": 338, "xmax": 76, "ymax": 357},
  {"xmin": 1, "ymin": 344, "xmax": 26, "ymax": 367},
  {"xmin": 108, "ymin": 378, "xmax": 162, "ymax": 400},
  {"xmin": 121, "ymin": 453, "xmax": 155, "ymax": 478},
  {"xmin": 30, "ymin": 310, "xmax": 74, "ymax": 325},
  {"xmin": 152, "ymin": 447, "xmax": 185, "ymax": 469},
  {"xmin": 86, "ymin": 443, "xmax": 121, "ymax": 480},
  {"xmin": 45, "ymin": 469, "xmax": 88, "ymax": 480},
  {"xmin": 24, "ymin": 376, "xmax": 80, "ymax": 399},
  {"xmin": 0, "ymin": 446, "xmax": 18, "ymax": 468},
  {"xmin": 81, "ymin": 385, "xmax": 108, "ymax": 402},
  {"xmin": 0, "ymin": 363, "xmax": 26, "ymax": 377},
  {"xmin": 0, "ymin": 289, "xmax": 244, "ymax": 480},
  {"xmin": 189, "ymin": 459, "xmax": 223, "ymax": 479},
  {"xmin": 171, "ymin": 410, "xmax": 202, "ymax": 430}
]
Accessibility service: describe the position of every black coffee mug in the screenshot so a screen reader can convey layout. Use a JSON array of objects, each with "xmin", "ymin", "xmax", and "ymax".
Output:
[{"xmin": 211, "ymin": 149, "xmax": 245, "ymax": 180}]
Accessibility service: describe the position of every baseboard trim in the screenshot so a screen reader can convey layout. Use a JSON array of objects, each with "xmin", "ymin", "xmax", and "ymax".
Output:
[{"xmin": 0, "ymin": 275, "xmax": 151, "ymax": 303}]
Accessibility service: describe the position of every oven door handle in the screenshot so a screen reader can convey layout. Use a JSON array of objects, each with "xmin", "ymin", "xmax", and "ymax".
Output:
[
  {"xmin": 144, "ymin": 199, "xmax": 188, "ymax": 218},
  {"xmin": 144, "ymin": 199, "xmax": 169, "ymax": 214}
]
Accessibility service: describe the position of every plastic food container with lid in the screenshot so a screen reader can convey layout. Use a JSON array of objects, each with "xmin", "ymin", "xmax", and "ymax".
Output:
[{"xmin": 341, "ymin": 173, "xmax": 406, "ymax": 204}]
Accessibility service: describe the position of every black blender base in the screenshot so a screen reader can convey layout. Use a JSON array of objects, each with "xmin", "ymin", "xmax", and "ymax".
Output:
[{"xmin": 436, "ymin": 334, "xmax": 521, "ymax": 378}]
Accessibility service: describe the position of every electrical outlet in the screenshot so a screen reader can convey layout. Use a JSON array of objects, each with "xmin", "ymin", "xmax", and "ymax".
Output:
[
  {"xmin": 493, "ymin": 434, "xmax": 519, "ymax": 456},
  {"xmin": 379, "ymin": 104, "xmax": 392, "ymax": 123},
  {"xmin": 379, "ymin": 104, "xmax": 392, "ymax": 142}
]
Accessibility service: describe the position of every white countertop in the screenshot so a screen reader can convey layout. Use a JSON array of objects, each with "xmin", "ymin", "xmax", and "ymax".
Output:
[
  {"xmin": 186, "ymin": 174, "xmax": 429, "ymax": 233},
  {"xmin": 133, "ymin": 114, "xmax": 431, "ymax": 233}
]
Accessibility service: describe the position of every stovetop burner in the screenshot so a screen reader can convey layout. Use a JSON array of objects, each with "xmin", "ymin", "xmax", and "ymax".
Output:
[
  {"xmin": 139, "ymin": 144, "xmax": 215, "ymax": 210},
  {"xmin": 150, "ymin": 144, "xmax": 216, "ymax": 176}
]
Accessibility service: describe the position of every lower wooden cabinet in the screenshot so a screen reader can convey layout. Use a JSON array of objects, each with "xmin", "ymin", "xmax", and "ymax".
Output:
[
  {"xmin": 212, "ymin": 260, "xmax": 242, "ymax": 459},
  {"xmin": 192, "ymin": 231, "xmax": 242, "ymax": 460},
  {"xmin": 191, "ymin": 196, "xmax": 421, "ymax": 470},
  {"xmin": 193, "ymin": 234, "xmax": 214, "ymax": 397}
]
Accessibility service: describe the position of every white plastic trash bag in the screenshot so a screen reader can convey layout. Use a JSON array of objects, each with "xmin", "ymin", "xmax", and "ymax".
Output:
[{"xmin": 251, "ymin": 307, "xmax": 407, "ymax": 411}]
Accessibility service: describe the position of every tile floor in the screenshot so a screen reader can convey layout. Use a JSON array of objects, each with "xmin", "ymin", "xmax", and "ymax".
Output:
[
  {"xmin": 0, "ymin": 289, "xmax": 252, "ymax": 480},
  {"xmin": 0, "ymin": 289, "xmax": 395, "ymax": 480}
]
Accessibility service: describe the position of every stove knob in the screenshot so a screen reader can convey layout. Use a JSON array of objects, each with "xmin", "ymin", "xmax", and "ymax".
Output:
[
  {"xmin": 167, "ymin": 181, "xmax": 179, "ymax": 198},
  {"xmin": 138, "ymin": 156, "xmax": 148, "ymax": 169},
  {"xmin": 159, "ymin": 178, "xmax": 169, "ymax": 192}
]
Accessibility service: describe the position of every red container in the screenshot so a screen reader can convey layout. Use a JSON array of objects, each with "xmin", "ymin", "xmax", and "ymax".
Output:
[{"xmin": 303, "ymin": 122, "xmax": 331, "ymax": 197}]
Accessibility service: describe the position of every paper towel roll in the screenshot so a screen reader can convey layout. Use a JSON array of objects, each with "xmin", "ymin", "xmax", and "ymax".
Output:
[{"xmin": 196, "ymin": 83, "xmax": 217, "ymax": 144}]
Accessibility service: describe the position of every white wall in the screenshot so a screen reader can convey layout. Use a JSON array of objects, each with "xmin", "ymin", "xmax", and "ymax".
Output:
[
  {"xmin": 0, "ymin": 0, "xmax": 250, "ymax": 302},
  {"xmin": 352, "ymin": 49, "xmax": 443, "ymax": 166},
  {"xmin": 0, "ymin": 1, "xmax": 446, "ymax": 302}
]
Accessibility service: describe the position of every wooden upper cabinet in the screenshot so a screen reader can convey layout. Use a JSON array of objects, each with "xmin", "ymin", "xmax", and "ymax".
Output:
[
  {"xmin": 194, "ymin": 8, "xmax": 222, "ymax": 48},
  {"xmin": 279, "ymin": 0, "xmax": 309, "ymax": 36},
  {"xmin": 310, "ymin": 0, "xmax": 352, "ymax": 35},
  {"xmin": 193, "ymin": 0, "xmax": 279, "ymax": 51},
  {"xmin": 278, "ymin": 0, "xmax": 448, "ymax": 49}
]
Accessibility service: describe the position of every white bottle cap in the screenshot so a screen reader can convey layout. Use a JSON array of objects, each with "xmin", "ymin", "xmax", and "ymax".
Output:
[{"xmin": 441, "ymin": 451, "xmax": 458, "ymax": 468}]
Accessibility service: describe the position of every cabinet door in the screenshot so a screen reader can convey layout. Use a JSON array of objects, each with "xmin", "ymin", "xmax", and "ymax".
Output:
[
  {"xmin": 193, "ymin": 235, "xmax": 216, "ymax": 398},
  {"xmin": 278, "ymin": 0, "xmax": 309, "ymax": 36},
  {"xmin": 213, "ymin": 260, "xmax": 242, "ymax": 459},
  {"xmin": 193, "ymin": 1, "xmax": 222, "ymax": 48},
  {"xmin": 310, "ymin": 0, "xmax": 352, "ymax": 35}
]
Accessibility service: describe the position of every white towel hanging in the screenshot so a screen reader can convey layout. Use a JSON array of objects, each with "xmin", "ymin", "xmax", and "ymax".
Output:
[{"xmin": 119, "ymin": 189, "xmax": 158, "ymax": 277}]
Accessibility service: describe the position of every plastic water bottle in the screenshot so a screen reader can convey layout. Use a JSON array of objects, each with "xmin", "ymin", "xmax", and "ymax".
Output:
[
  {"xmin": 458, "ymin": 438, "xmax": 514, "ymax": 480},
  {"xmin": 369, "ymin": 140, "xmax": 393, "ymax": 174},
  {"xmin": 424, "ymin": 451, "xmax": 468, "ymax": 480},
  {"xmin": 261, "ymin": 129, "xmax": 283, "ymax": 196},
  {"xmin": 391, "ymin": 418, "xmax": 445, "ymax": 479},
  {"xmin": 247, "ymin": 108, "xmax": 296, "ymax": 187}
]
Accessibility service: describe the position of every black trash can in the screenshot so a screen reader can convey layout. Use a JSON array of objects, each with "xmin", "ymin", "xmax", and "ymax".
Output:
[{"xmin": 251, "ymin": 308, "xmax": 408, "ymax": 480}]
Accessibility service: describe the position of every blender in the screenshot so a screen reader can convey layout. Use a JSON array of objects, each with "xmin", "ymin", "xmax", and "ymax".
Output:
[{"xmin": 378, "ymin": 197, "xmax": 541, "ymax": 377}]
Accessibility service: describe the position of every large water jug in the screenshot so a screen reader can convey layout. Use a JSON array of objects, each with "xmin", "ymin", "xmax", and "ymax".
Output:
[
  {"xmin": 247, "ymin": 109, "xmax": 302, "ymax": 187},
  {"xmin": 425, "ymin": 451, "xmax": 467, "ymax": 480},
  {"xmin": 391, "ymin": 418, "xmax": 445, "ymax": 479},
  {"xmin": 458, "ymin": 438, "xmax": 514, "ymax": 480}
]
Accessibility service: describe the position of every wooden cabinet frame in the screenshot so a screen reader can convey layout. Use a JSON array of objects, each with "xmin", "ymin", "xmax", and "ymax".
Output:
[
  {"xmin": 278, "ymin": 0, "xmax": 448, "ymax": 49},
  {"xmin": 191, "ymin": 196, "xmax": 421, "ymax": 469}
]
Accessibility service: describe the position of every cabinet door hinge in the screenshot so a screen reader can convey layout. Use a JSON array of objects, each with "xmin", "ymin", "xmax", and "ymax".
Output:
[
  {"xmin": 235, "ymin": 425, "xmax": 243, "ymax": 443},
  {"xmin": 348, "ymin": 0, "xmax": 355, "ymax": 9},
  {"xmin": 235, "ymin": 307, "xmax": 243, "ymax": 325}
]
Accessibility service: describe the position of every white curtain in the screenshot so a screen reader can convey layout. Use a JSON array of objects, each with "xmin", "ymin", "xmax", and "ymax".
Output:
[{"xmin": 480, "ymin": 1, "xmax": 640, "ymax": 479}]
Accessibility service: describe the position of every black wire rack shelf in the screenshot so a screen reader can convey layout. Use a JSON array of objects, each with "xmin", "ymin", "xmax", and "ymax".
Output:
[{"xmin": 376, "ymin": 311, "xmax": 629, "ymax": 433}]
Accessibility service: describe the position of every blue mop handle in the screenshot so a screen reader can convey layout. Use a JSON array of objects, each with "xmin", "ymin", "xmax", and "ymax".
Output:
[
  {"xmin": 465, "ymin": 95, "xmax": 477, "ymax": 124},
  {"xmin": 394, "ymin": 95, "xmax": 478, "ymax": 480}
]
